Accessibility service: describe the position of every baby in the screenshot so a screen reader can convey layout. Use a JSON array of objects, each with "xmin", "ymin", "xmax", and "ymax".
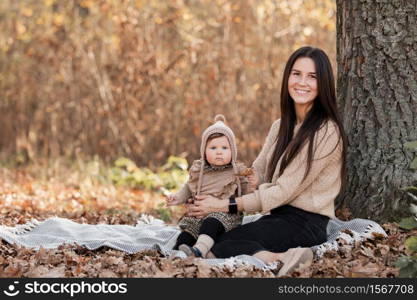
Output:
[{"xmin": 166, "ymin": 115, "xmax": 254, "ymax": 258}]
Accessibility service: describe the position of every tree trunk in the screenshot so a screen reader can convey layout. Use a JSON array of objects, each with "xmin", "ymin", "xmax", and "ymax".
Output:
[{"xmin": 336, "ymin": 0, "xmax": 417, "ymax": 221}]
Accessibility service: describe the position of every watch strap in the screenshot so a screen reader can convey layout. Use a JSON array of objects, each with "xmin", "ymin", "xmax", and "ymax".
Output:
[{"xmin": 229, "ymin": 195, "xmax": 238, "ymax": 214}]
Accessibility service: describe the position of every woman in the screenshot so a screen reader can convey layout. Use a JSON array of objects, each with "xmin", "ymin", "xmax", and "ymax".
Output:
[{"xmin": 187, "ymin": 46, "xmax": 347, "ymax": 276}]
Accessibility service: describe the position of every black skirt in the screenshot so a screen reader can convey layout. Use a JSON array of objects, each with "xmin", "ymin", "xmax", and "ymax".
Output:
[{"xmin": 211, "ymin": 205, "xmax": 329, "ymax": 258}]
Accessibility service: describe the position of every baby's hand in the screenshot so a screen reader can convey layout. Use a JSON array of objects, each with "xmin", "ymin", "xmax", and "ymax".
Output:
[
  {"xmin": 238, "ymin": 167, "xmax": 254, "ymax": 176},
  {"xmin": 166, "ymin": 194, "xmax": 182, "ymax": 206},
  {"xmin": 247, "ymin": 169, "xmax": 260, "ymax": 190}
]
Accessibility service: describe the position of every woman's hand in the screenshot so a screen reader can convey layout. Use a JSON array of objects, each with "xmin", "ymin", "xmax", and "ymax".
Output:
[{"xmin": 186, "ymin": 195, "xmax": 228, "ymax": 218}]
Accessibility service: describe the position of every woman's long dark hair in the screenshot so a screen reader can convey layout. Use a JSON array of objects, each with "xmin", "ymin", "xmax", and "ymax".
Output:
[{"xmin": 267, "ymin": 46, "xmax": 347, "ymax": 188}]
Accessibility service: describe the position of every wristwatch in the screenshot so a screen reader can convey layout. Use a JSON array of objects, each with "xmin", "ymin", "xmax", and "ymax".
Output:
[{"xmin": 228, "ymin": 195, "xmax": 238, "ymax": 214}]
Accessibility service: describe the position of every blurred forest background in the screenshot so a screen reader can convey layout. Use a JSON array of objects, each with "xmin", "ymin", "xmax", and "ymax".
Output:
[
  {"xmin": 0, "ymin": 0, "xmax": 336, "ymax": 167},
  {"xmin": 0, "ymin": 0, "xmax": 337, "ymax": 222}
]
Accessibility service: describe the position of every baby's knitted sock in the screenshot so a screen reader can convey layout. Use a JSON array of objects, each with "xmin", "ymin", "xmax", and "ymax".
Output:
[{"xmin": 193, "ymin": 234, "xmax": 214, "ymax": 258}]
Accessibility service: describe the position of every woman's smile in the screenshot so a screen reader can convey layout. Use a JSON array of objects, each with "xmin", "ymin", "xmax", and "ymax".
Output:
[{"xmin": 294, "ymin": 88, "xmax": 311, "ymax": 95}]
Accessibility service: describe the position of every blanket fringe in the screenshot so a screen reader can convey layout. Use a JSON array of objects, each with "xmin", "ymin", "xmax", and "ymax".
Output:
[
  {"xmin": 136, "ymin": 214, "xmax": 165, "ymax": 226},
  {"xmin": 262, "ymin": 261, "xmax": 282, "ymax": 272},
  {"xmin": 212, "ymin": 256, "xmax": 278, "ymax": 274},
  {"xmin": 314, "ymin": 222, "xmax": 387, "ymax": 258},
  {"xmin": 217, "ymin": 257, "xmax": 255, "ymax": 271},
  {"xmin": 0, "ymin": 219, "xmax": 42, "ymax": 235}
]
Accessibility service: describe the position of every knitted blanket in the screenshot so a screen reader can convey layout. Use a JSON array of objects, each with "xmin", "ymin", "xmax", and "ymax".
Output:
[{"xmin": 0, "ymin": 214, "xmax": 387, "ymax": 270}]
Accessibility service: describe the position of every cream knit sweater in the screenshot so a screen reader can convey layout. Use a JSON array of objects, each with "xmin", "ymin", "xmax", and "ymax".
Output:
[{"xmin": 241, "ymin": 119, "xmax": 343, "ymax": 219}]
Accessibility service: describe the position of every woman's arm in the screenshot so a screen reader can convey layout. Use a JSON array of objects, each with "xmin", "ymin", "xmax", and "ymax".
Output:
[
  {"xmin": 187, "ymin": 194, "xmax": 243, "ymax": 218},
  {"xmin": 241, "ymin": 122, "xmax": 342, "ymax": 213}
]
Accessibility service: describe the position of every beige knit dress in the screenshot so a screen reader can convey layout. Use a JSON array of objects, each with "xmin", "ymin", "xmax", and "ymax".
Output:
[
  {"xmin": 175, "ymin": 159, "xmax": 250, "ymax": 239},
  {"xmin": 173, "ymin": 114, "xmax": 253, "ymax": 239}
]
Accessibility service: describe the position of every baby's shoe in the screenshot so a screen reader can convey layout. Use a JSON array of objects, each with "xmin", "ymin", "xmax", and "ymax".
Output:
[{"xmin": 178, "ymin": 244, "xmax": 203, "ymax": 258}]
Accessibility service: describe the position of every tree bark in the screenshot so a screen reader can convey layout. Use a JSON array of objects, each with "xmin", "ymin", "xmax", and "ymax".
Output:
[{"xmin": 336, "ymin": 0, "xmax": 417, "ymax": 221}]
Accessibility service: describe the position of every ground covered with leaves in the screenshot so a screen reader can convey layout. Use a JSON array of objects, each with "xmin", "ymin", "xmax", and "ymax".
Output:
[{"xmin": 0, "ymin": 165, "xmax": 415, "ymax": 278}]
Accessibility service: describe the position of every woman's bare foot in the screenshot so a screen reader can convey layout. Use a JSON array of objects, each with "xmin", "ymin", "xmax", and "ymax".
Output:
[
  {"xmin": 253, "ymin": 248, "xmax": 313, "ymax": 276},
  {"xmin": 206, "ymin": 251, "xmax": 217, "ymax": 259},
  {"xmin": 253, "ymin": 250, "xmax": 283, "ymax": 264},
  {"xmin": 277, "ymin": 247, "xmax": 313, "ymax": 276}
]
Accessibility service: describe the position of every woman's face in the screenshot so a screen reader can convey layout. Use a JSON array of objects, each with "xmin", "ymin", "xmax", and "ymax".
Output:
[
  {"xmin": 205, "ymin": 136, "xmax": 232, "ymax": 166},
  {"xmin": 288, "ymin": 57, "xmax": 318, "ymax": 108}
]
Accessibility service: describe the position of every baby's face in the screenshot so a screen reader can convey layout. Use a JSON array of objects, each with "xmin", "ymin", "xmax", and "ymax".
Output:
[{"xmin": 205, "ymin": 136, "xmax": 232, "ymax": 166}]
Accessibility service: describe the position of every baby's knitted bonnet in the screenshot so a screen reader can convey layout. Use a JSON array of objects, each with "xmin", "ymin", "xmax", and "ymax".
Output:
[{"xmin": 196, "ymin": 114, "xmax": 241, "ymax": 196}]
